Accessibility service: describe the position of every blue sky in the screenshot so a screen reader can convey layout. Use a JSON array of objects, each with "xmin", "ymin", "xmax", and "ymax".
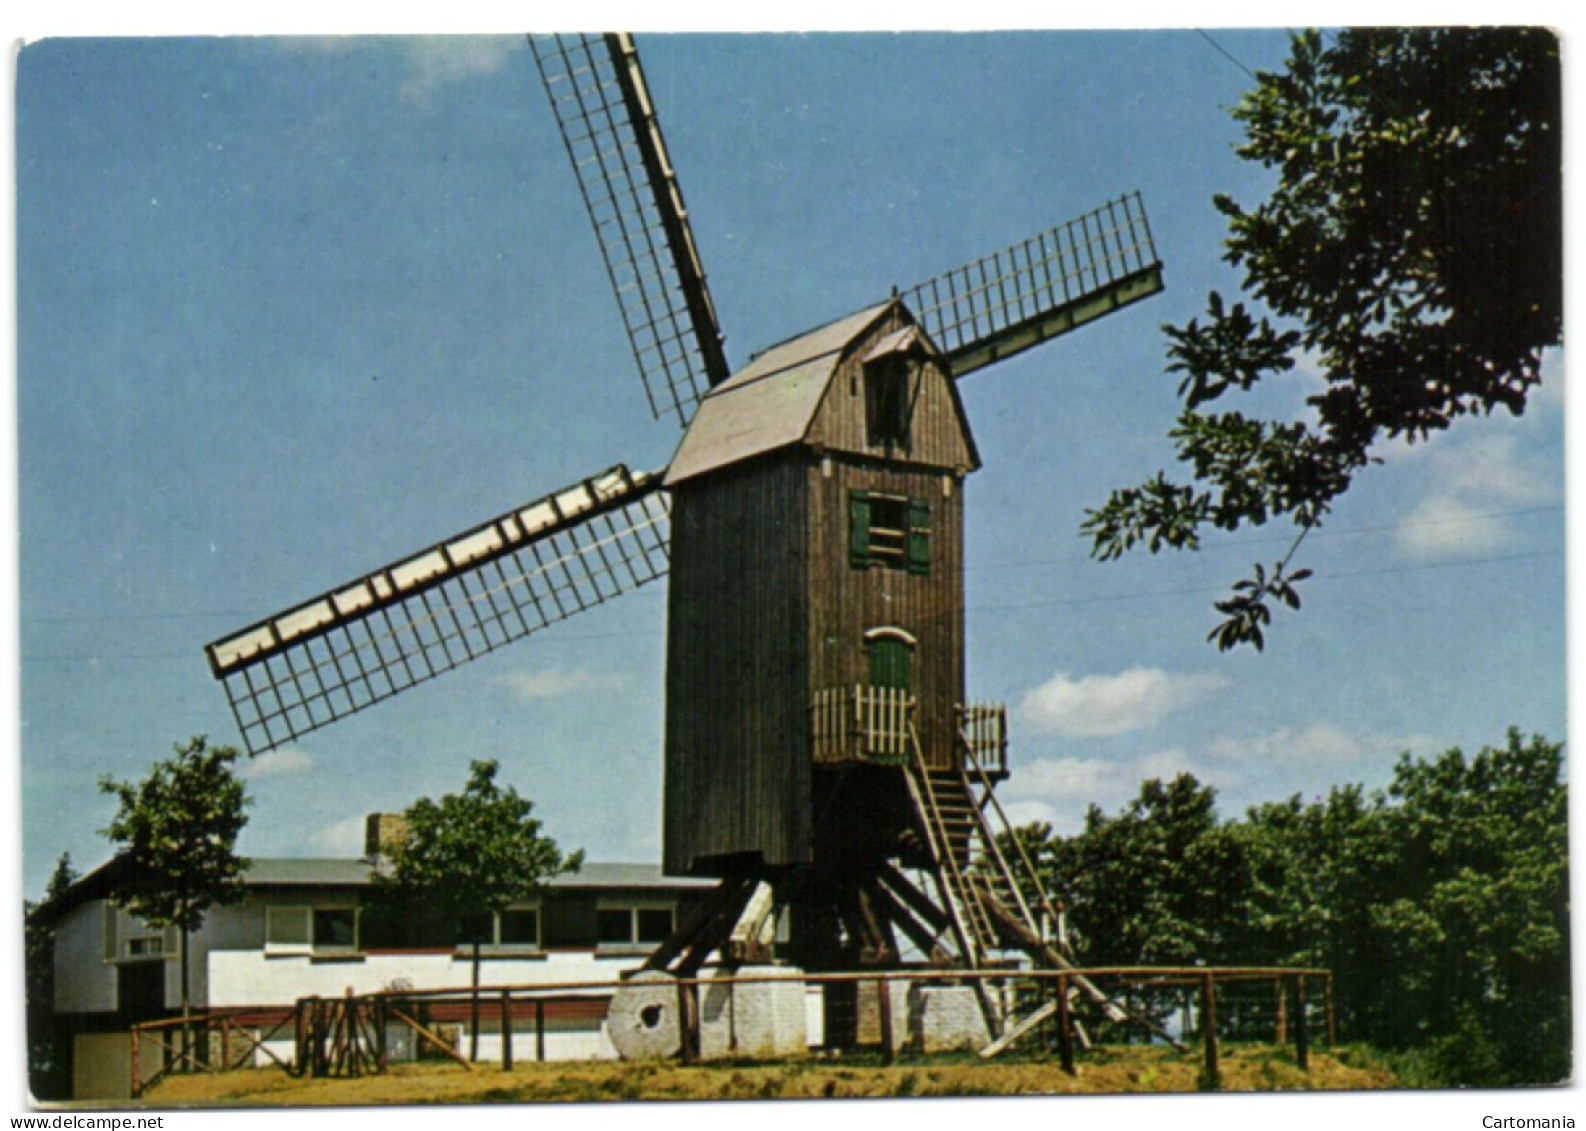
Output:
[{"xmin": 15, "ymin": 30, "xmax": 1565, "ymax": 900}]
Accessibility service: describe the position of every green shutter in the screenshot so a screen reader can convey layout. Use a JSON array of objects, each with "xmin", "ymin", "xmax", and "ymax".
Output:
[
  {"xmin": 907, "ymin": 498, "xmax": 931, "ymax": 575},
  {"xmin": 849, "ymin": 491, "xmax": 872, "ymax": 568}
]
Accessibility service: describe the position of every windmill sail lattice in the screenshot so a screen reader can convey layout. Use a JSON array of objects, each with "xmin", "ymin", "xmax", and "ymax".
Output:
[
  {"xmin": 206, "ymin": 466, "xmax": 669, "ymax": 755},
  {"xmin": 902, "ymin": 191, "xmax": 1163, "ymax": 378},
  {"xmin": 531, "ymin": 33, "xmax": 731, "ymax": 428}
]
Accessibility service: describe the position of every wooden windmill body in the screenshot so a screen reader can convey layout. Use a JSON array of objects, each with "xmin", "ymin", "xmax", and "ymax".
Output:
[{"xmin": 205, "ymin": 34, "xmax": 1165, "ymax": 1031}]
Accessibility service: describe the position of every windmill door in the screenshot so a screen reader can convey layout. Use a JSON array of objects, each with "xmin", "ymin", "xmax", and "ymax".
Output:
[{"xmin": 868, "ymin": 635, "xmax": 912, "ymax": 691}]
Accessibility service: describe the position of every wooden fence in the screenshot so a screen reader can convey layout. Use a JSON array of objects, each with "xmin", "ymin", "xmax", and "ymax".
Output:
[{"xmin": 130, "ymin": 964, "xmax": 1332, "ymax": 1096}]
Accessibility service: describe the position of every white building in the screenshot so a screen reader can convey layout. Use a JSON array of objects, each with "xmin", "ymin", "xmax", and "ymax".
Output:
[{"xmin": 33, "ymin": 842, "xmax": 714, "ymax": 1095}]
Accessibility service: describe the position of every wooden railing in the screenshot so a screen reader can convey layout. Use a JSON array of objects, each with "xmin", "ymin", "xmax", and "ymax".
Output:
[
  {"xmin": 811, "ymin": 686, "xmax": 914, "ymax": 764},
  {"xmin": 958, "ymin": 701, "xmax": 1007, "ymax": 776},
  {"xmin": 129, "ymin": 965, "xmax": 1334, "ymax": 1092}
]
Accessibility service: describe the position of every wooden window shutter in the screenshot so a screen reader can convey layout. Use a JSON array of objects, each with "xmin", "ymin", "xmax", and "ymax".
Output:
[
  {"xmin": 907, "ymin": 497, "xmax": 931, "ymax": 575},
  {"xmin": 849, "ymin": 492, "xmax": 872, "ymax": 568}
]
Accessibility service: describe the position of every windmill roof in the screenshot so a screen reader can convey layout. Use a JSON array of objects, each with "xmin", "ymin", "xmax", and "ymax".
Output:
[{"xmin": 665, "ymin": 301, "xmax": 895, "ymax": 485}]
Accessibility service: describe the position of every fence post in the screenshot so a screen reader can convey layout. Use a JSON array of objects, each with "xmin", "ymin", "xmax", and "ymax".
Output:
[
  {"xmin": 130, "ymin": 1025, "xmax": 142, "ymax": 1100},
  {"xmin": 1199, "ymin": 973, "xmax": 1219, "ymax": 1090},
  {"xmin": 535, "ymin": 999, "xmax": 546, "ymax": 1062},
  {"xmin": 375, "ymin": 997, "xmax": 389, "ymax": 1073},
  {"xmin": 1294, "ymin": 975, "xmax": 1309, "ymax": 1071},
  {"xmin": 1325, "ymin": 973, "xmax": 1336, "ymax": 1049},
  {"xmin": 1274, "ymin": 976, "xmax": 1287, "ymax": 1044},
  {"xmin": 501, "ymin": 990, "xmax": 513, "ymax": 1072},
  {"xmin": 345, "ymin": 989, "xmax": 361, "ymax": 1078},
  {"xmin": 878, "ymin": 978, "xmax": 896, "ymax": 1063},
  {"xmin": 676, "ymin": 980, "xmax": 698, "ymax": 1065},
  {"xmin": 1056, "ymin": 974, "xmax": 1076, "ymax": 1075}
]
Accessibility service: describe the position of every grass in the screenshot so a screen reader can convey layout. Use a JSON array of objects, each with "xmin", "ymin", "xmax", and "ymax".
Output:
[{"xmin": 142, "ymin": 1043, "xmax": 1396, "ymax": 1106}]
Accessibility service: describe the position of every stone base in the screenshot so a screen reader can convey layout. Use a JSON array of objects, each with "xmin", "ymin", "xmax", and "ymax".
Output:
[
  {"xmin": 854, "ymin": 977, "xmax": 911, "ymax": 1048},
  {"xmin": 700, "ymin": 965, "xmax": 807, "ymax": 1060},
  {"xmin": 913, "ymin": 985, "xmax": 991, "ymax": 1052}
]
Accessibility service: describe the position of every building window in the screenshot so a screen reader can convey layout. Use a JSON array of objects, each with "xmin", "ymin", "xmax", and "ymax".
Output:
[
  {"xmin": 104, "ymin": 905, "xmax": 174, "ymax": 962},
  {"xmin": 865, "ymin": 358, "xmax": 912, "ymax": 449},
  {"xmin": 850, "ymin": 492, "xmax": 930, "ymax": 575},
  {"xmin": 125, "ymin": 936, "xmax": 165, "ymax": 958},
  {"xmin": 496, "ymin": 908, "xmax": 541, "ymax": 947},
  {"xmin": 265, "ymin": 906, "xmax": 311, "ymax": 950},
  {"xmin": 266, "ymin": 905, "xmax": 358, "ymax": 952},
  {"xmin": 598, "ymin": 905, "xmax": 675, "ymax": 947}
]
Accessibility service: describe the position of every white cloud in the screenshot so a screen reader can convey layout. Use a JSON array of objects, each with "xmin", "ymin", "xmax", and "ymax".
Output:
[
  {"xmin": 308, "ymin": 815, "xmax": 367, "ymax": 857},
  {"xmin": 1001, "ymin": 724, "xmax": 1432, "ymax": 834},
  {"xmin": 271, "ymin": 36, "xmax": 520, "ymax": 102},
  {"xmin": 1395, "ymin": 493, "xmax": 1511, "ymax": 557},
  {"xmin": 238, "ymin": 747, "xmax": 313, "ymax": 781},
  {"xmin": 1018, "ymin": 667, "xmax": 1231, "ymax": 738},
  {"xmin": 1199, "ymin": 723, "xmax": 1429, "ymax": 771},
  {"xmin": 494, "ymin": 666, "xmax": 625, "ymax": 700},
  {"xmin": 1386, "ymin": 358, "xmax": 1562, "ymax": 559},
  {"xmin": 396, "ymin": 37, "xmax": 520, "ymax": 102}
]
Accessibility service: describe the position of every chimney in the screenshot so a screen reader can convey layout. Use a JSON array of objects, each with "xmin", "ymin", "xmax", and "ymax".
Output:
[{"xmin": 364, "ymin": 813, "xmax": 409, "ymax": 861}]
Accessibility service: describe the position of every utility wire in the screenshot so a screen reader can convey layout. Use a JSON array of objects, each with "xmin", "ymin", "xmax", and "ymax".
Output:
[
  {"xmin": 1195, "ymin": 29, "xmax": 1260, "ymax": 81},
  {"xmin": 24, "ymin": 545, "xmax": 1562, "ymax": 661}
]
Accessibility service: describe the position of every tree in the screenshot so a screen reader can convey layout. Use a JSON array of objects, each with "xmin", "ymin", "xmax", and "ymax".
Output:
[
  {"xmin": 25, "ymin": 853, "xmax": 78, "ymax": 1099},
  {"xmin": 374, "ymin": 759, "xmax": 582, "ymax": 1060},
  {"xmin": 1019, "ymin": 729, "xmax": 1568, "ymax": 1085},
  {"xmin": 98, "ymin": 736, "xmax": 250, "ymax": 1024},
  {"xmin": 1085, "ymin": 28, "xmax": 1562, "ymax": 649}
]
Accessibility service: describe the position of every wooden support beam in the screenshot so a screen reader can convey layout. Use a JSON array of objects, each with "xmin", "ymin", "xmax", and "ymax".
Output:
[
  {"xmin": 725, "ymin": 881, "xmax": 778, "ymax": 964},
  {"xmin": 644, "ymin": 874, "xmax": 752, "ymax": 972},
  {"xmin": 978, "ymin": 999, "xmax": 1057, "ymax": 1058},
  {"xmin": 677, "ymin": 881, "xmax": 760, "ymax": 978},
  {"xmin": 876, "ymin": 864, "xmax": 951, "ymax": 933},
  {"xmin": 390, "ymin": 1007, "xmax": 473, "ymax": 1071},
  {"xmin": 863, "ymin": 876, "xmax": 947, "ymax": 962}
]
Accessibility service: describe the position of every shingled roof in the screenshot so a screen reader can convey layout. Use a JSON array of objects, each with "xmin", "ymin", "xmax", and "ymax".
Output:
[{"xmin": 664, "ymin": 300, "xmax": 896, "ymax": 486}]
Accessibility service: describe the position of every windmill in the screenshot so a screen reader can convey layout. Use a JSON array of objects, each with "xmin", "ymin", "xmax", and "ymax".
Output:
[{"xmin": 205, "ymin": 33, "xmax": 1165, "ymax": 1045}]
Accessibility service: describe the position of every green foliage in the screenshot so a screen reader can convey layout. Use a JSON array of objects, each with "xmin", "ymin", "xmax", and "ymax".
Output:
[
  {"xmin": 98, "ymin": 736, "xmax": 251, "ymax": 936},
  {"xmin": 1086, "ymin": 28, "xmax": 1562, "ymax": 649},
  {"xmin": 99, "ymin": 736, "xmax": 250, "ymax": 1016},
  {"xmin": 1020, "ymin": 730, "xmax": 1569, "ymax": 1086},
  {"xmin": 25, "ymin": 853, "xmax": 78, "ymax": 1099},
  {"xmin": 376, "ymin": 759, "xmax": 583, "ymax": 945}
]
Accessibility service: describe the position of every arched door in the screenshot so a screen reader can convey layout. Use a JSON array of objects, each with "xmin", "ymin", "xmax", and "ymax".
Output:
[{"xmin": 864, "ymin": 627, "xmax": 916, "ymax": 691}]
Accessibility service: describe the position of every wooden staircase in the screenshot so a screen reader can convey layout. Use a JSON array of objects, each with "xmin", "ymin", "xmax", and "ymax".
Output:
[{"xmin": 905, "ymin": 721, "xmax": 1181, "ymax": 1054}]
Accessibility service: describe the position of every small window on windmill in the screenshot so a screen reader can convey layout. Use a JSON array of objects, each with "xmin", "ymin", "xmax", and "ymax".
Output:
[
  {"xmin": 862, "ymin": 327, "xmax": 924, "ymax": 450},
  {"xmin": 851, "ymin": 492, "xmax": 931, "ymax": 575}
]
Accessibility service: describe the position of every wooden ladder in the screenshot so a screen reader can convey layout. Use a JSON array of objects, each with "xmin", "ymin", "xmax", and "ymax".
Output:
[{"xmin": 903, "ymin": 725, "xmax": 1004, "ymax": 1034}]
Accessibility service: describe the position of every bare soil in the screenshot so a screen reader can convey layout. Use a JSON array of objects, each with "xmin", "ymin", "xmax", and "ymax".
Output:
[{"xmin": 147, "ymin": 1045, "xmax": 1395, "ymax": 1105}]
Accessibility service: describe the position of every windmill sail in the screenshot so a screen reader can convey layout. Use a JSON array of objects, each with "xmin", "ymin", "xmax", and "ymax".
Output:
[
  {"xmin": 531, "ymin": 33, "xmax": 731, "ymax": 428},
  {"xmin": 901, "ymin": 192, "xmax": 1163, "ymax": 378},
  {"xmin": 206, "ymin": 466, "xmax": 669, "ymax": 755}
]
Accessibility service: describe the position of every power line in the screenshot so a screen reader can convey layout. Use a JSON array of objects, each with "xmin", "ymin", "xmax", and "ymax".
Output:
[
  {"xmin": 25, "ymin": 546, "xmax": 1561, "ymax": 660},
  {"xmin": 1195, "ymin": 29, "xmax": 1260, "ymax": 81},
  {"xmin": 970, "ymin": 548, "xmax": 1560, "ymax": 616},
  {"xmin": 968, "ymin": 504, "xmax": 1563, "ymax": 573}
]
